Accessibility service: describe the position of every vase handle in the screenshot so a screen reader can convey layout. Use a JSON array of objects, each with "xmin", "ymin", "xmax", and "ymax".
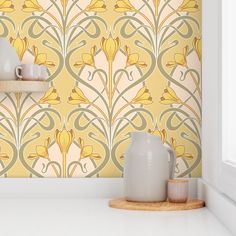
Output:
[{"xmin": 166, "ymin": 147, "xmax": 176, "ymax": 179}]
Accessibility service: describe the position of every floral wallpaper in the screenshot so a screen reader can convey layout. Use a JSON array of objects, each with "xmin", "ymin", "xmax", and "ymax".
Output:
[{"xmin": 0, "ymin": 0, "xmax": 201, "ymax": 177}]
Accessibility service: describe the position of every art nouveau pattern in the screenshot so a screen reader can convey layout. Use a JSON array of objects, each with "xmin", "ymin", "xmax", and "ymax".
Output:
[{"xmin": 0, "ymin": 0, "xmax": 201, "ymax": 177}]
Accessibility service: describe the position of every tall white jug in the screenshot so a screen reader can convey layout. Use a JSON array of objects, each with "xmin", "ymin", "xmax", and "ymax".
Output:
[
  {"xmin": 0, "ymin": 37, "xmax": 20, "ymax": 81},
  {"xmin": 124, "ymin": 132, "xmax": 176, "ymax": 202}
]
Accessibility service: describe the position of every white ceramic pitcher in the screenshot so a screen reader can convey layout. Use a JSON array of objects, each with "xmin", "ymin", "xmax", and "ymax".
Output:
[
  {"xmin": 0, "ymin": 37, "xmax": 20, "ymax": 81},
  {"xmin": 124, "ymin": 132, "xmax": 176, "ymax": 202}
]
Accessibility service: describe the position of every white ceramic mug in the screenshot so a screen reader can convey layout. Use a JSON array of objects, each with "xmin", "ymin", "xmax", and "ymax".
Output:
[
  {"xmin": 16, "ymin": 64, "xmax": 40, "ymax": 81},
  {"xmin": 39, "ymin": 65, "xmax": 48, "ymax": 80}
]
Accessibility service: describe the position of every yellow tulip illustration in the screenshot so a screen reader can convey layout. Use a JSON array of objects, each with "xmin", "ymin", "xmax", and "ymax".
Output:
[
  {"xmin": 101, "ymin": 35, "xmax": 120, "ymax": 109},
  {"xmin": 0, "ymin": 0, "xmax": 14, "ymax": 12},
  {"xmin": 78, "ymin": 138, "xmax": 101, "ymax": 160},
  {"xmin": 74, "ymin": 46, "xmax": 96, "ymax": 68},
  {"xmin": 9, "ymin": 35, "xmax": 28, "ymax": 60},
  {"xmin": 85, "ymin": 0, "xmax": 106, "ymax": 12},
  {"xmin": 114, "ymin": 0, "xmax": 135, "ymax": 12},
  {"xmin": 170, "ymin": 138, "xmax": 193, "ymax": 159},
  {"xmin": 0, "ymin": 147, "xmax": 9, "ymax": 160},
  {"xmin": 161, "ymin": 86, "xmax": 201, "ymax": 124},
  {"xmin": 160, "ymin": 86, "xmax": 182, "ymax": 105},
  {"xmin": 68, "ymin": 87, "xmax": 90, "ymax": 105},
  {"xmin": 101, "ymin": 36, "xmax": 120, "ymax": 62},
  {"xmin": 132, "ymin": 87, "xmax": 153, "ymax": 105},
  {"xmin": 193, "ymin": 37, "xmax": 201, "ymax": 61},
  {"xmin": 39, "ymin": 87, "xmax": 61, "ymax": 105},
  {"xmin": 33, "ymin": 46, "xmax": 55, "ymax": 67},
  {"xmin": 55, "ymin": 128, "xmax": 74, "ymax": 155},
  {"xmin": 166, "ymin": 46, "xmax": 189, "ymax": 68},
  {"xmin": 22, "ymin": 0, "xmax": 43, "ymax": 12},
  {"xmin": 55, "ymin": 128, "xmax": 74, "ymax": 177},
  {"xmin": 148, "ymin": 128, "xmax": 167, "ymax": 144},
  {"xmin": 124, "ymin": 46, "xmax": 147, "ymax": 68},
  {"xmin": 178, "ymin": 0, "xmax": 199, "ymax": 13},
  {"xmin": 167, "ymin": 45, "xmax": 202, "ymax": 98},
  {"xmin": 28, "ymin": 138, "xmax": 50, "ymax": 160}
]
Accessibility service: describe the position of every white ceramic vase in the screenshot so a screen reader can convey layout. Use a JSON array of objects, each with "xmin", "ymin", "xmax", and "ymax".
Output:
[
  {"xmin": 0, "ymin": 37, "xmax": 20, "ymax": 81},
  {"xmin": 124, "ymin": 132, "xmax": 176, "ymax": 202}
]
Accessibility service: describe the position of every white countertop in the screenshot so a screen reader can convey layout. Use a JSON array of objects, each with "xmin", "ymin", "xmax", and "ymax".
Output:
[{"xmin": 0, "ymin": 199, "xmax": 232, "ymax": 236}]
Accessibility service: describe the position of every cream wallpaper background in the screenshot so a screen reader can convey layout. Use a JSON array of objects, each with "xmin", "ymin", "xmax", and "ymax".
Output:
[{"xmin": 0, "ymin": 0, "xmax": 201, "ymax": 177}]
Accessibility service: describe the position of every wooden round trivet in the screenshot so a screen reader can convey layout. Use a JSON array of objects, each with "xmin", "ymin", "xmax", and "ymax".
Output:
[{"xmin": 109, "ymin": 198, "xmax": 205, "ymax": 211}]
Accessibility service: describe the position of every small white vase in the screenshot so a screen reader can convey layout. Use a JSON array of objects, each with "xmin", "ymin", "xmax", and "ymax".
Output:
[
  {"xmin": 0, "ymin": 37, "xmax": 20, "ymax": 81},
  {"xmin": 124, "ymin": 132, "xmax": 176, "ymax": 202}
]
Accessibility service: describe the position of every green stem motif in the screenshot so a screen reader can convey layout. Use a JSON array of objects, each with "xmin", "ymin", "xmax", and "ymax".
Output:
[
  {"xmin": 187, "ymin": 66, "xmax": 202, "ymax": 99},
  {"xmin": 181, "ymin": 102, "xmax": 201, "ymax": 125},
  {"xmin": 89, "ymin": 102, "xmax": 109, "ymax": 124},
  {"xmin": 0, "ymin": 103, "xmax": 16, "ymax": 124},
  {"xmin": 112, "ymin": 103, "xmax": 132, "ymax": 124},
  {"xmin": 134, "ymin": 9, "xmax": 155, "ymax": 32},
  {"xmin": 112, "ymin": 67, "xmax": 128, "ymax": 97},
  {"xmin": 95, "ymin": 67, "xmax": 109, "ymax": 97},
  {"xmin": 157, "ymin": 10, "xmax": 177, "ymax": 32},
  {"xmin": 43, "ymin": 10, "xmax": 63, "ymax": 33},
  {"xmin": 48, "ymin": 157, "xmax": 60, "ymax": 177},
  {"xmin": 66, "ymin": 10, "xmax": 85, "ymax": 31},
  {"xmin": 69, "ymin": 162, "xmax": 77, "ymax": 177},
  {"xmin": 20, "ymin": 103, "xmax": 38, "ymax": 124}
]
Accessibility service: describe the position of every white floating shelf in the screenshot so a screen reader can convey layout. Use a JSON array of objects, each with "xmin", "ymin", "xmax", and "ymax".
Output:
[{"xmin": 0, "ymin": 81, "xmax": 49, "ymax": 93}]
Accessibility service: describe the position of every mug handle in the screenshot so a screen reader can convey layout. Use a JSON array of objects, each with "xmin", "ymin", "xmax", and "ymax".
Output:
[
  {"xmin": 166, "ymin": 147, "xmax": 176, "ymax": 179},
  {"xmin": 15, "ymin": 66, "xmax": 23, "ymax": 80}
]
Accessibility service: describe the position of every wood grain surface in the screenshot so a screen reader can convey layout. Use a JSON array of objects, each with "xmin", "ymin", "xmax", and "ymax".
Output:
[{"xmin": 109, "ymin": 198, "xmax": 205, "ymax": 211}]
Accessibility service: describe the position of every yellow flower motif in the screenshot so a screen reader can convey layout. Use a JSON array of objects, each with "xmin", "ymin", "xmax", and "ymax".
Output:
[
  {"xmin": 148, "ymin": 128, "xmax": 167, "ymax": 144},
  {"xmin": 178, "ymin": 0, "xmax": 199, "ymax": 13},
  {"xmin": 39, "ymin": 87, "xmax": 61, "ymax": 105},
  {"xmin": 132, "ymin": 87, "xmax": 153, "ymax": 105},
  {"xmin": 0, "ymin": 0, "xmax": 14, "ymax": 12},
  {"xmin": 170, "ymin": 138, "xmax": 193, "ymax": 159},
  {"xmin": 55, "ymin": 128, "xmax": 74, "ymax": 154},
  {"xmin": 85, "ymin": 0, "xmax": 106, "ymax": 12},
  {"xmin": 0, "ymin": 147, "xmax": 9, "ymax": 160},
  {"xmin": 33, "ymin": 46, "xmax": 55, "ymax": 67},
  {"xmin": 166, "ymin": 46, "xmax": 189, "ymax": 68},
  {"xmin": 22, "ymin": 0, "xmax": 43, "ymax": 12},
  {"xmin": 160, "ymin": 86, "xmax": 182, "ymax": 105},
  {"xmin": 74, "ymin": 46, "xmax": 96, "ymax": 68},
  {"xmin": 9, "ymin": 35, "xmax": 28, "ymax": 60},
  {"xmin": 68, "ymin": 87, "xmax": 90, "ymax": 105},
  {"xmin": 114, "ymin": 0, "xmax": 135, "ymax": 12},
  {"xmin": 101, "ymin": 35, "xmax": 120, "ymax": 62},
  {"xmin": 124, "ymin": 46, "xmax": 147, "ymax": 68},
  {"xmin": 28, "ymin": 138, "xmax": 50, "ymax": 160},
  {"xmin": 193, "ymin": 37, "xmax": 201, "ymax": 61},
  {"xmin": 78, "ymin": 138, "xmax": 101, "ymax": 160}
]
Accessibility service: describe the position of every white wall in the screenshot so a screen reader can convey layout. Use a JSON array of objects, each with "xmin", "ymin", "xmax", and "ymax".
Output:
[{"xmin": 202, "ymin": 0, "xmax": 220, "ymax": 188}]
